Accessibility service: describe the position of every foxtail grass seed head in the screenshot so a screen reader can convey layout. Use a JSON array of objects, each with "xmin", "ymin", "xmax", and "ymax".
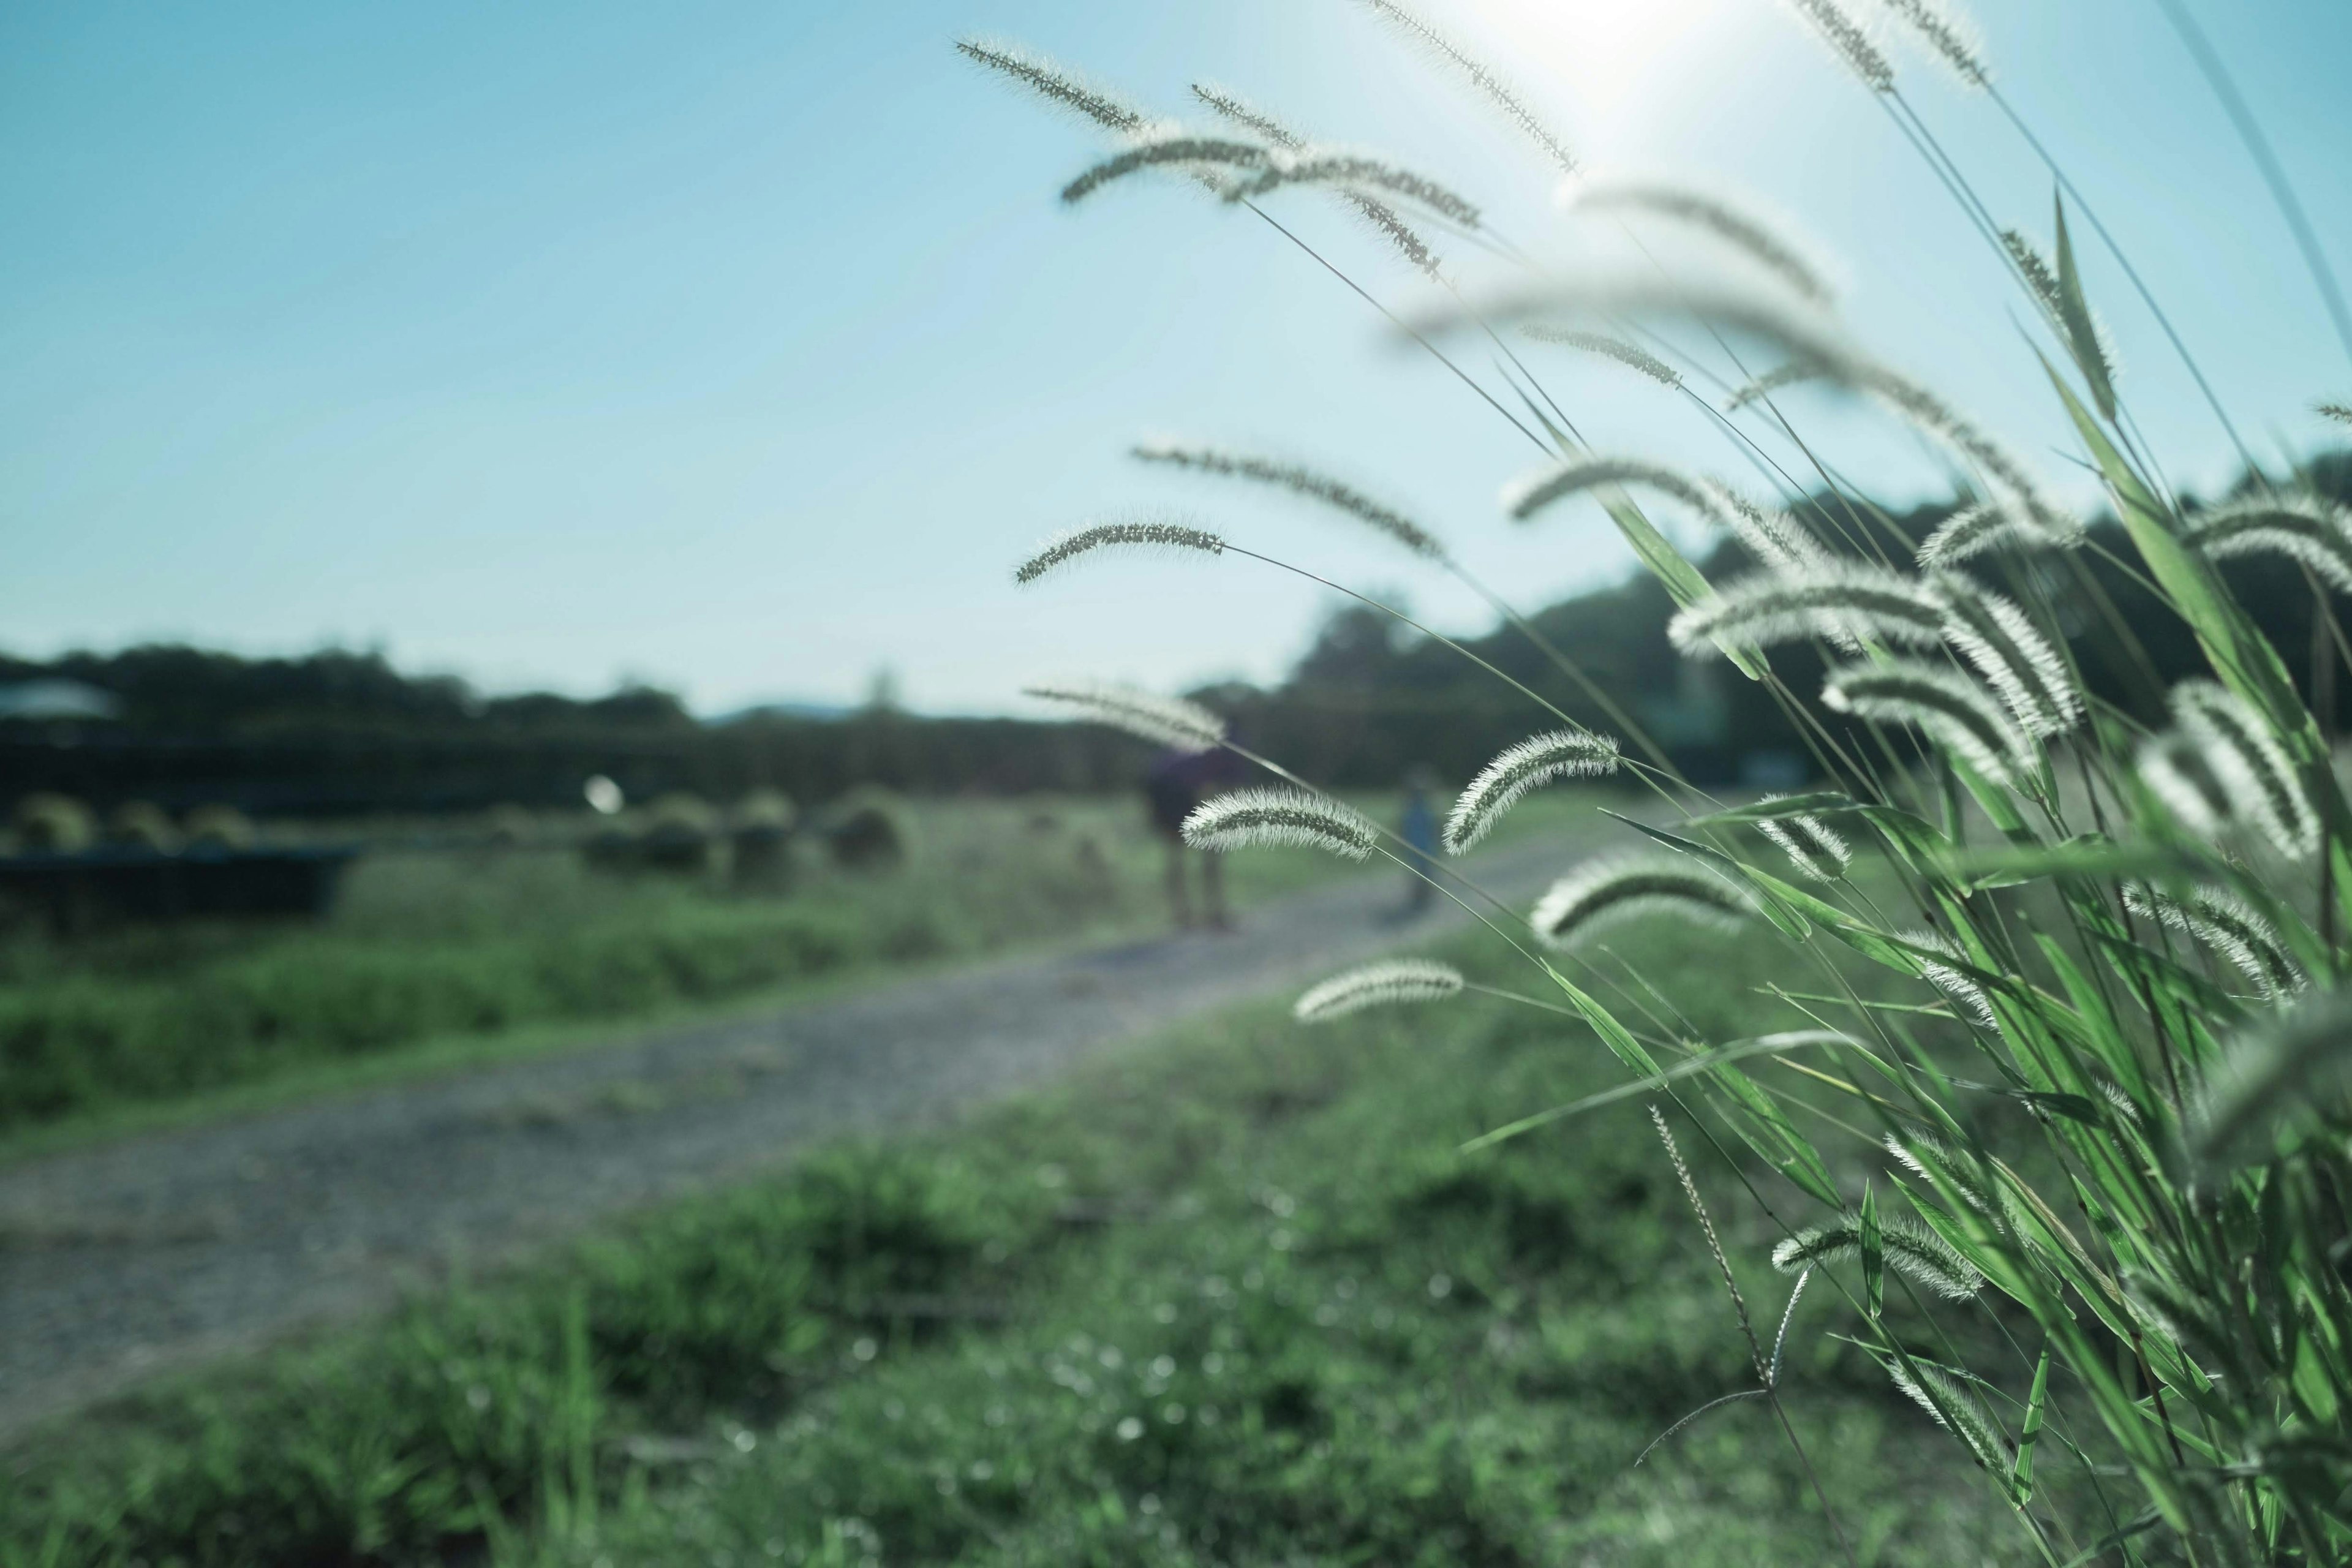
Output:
[
  {"xmin": 1357, "ymin": 0, "xmax": 1577, "ymax": 177},
  {"xmin": 1916, "ymin": 499, "xmax": 2078, "ymax": 567},
  {"xmin": 1013, "ymin": 517, "xmax": 1227, "ymax": 586},
  {"xmin": 1888, "ymin": 1359, "xmax": 2010, "ymax": 1471},
  {"xmin": 1444, "ymin": 730, "xmax": 1621, "ymax": 853},
  {"xmin": 1770, "ymin": 1215, "xmax": 1985, "ymax": 1298},
  {"xmin": 1724, "ymin": 361, "xmax": 1829, "ymax": 412},
  {"xmin": 1518, "ymin": 326, "xmax": 1681, "ymax": 388},
  {"xmin": 2193, "ymin": 986, "xmax": 2352, "ymax": 1169},
  {"xmin": 1881, "ymin": 0, "xmax": 1990, "ymax": 87},
  {"xmin": 2179, "ymin": 495, "xmax": 2352, "ymax": 597},
  {"xmin": 1566, "ymin": 178, "xmax": 1834, "ymax": 304},
  {"xmin": 2122, "ymin": 883, "xmax": 2305, "ymax": 1003},
  {"xmin": 1293, "ymin": 959, "xmax": 1464, "ymax": 1022},
  {"xmin": 2138, "ymin": 733, "xmax": 2236, "ymax": 840},
  {"xmin": 1668, "ymin": 564, "xmax": 1950, "ymax": 658},
  {"xmin": 1506, "ymin": 457, "xmax": 1821, "ymax": 571},
  {"xmin": 1822, "ymin": 660, "xmax": 2036, "ymax": 788},
  {"xmin": 956, "ymin": 39, "xmax": 1148, "ymax": 134},
  {"xmin": 1022, "ymin": 682, "xmax": 1226, "ymax": 753},
  {"xmin": 1061, "ymin": 132, "xmax": 1273, "ymax": 205},
  {"xmin": 1182, "ymin": 788, "xmax": 1378, "ymax": 861},
  {"xmin": 1227, "ymin": 148, "xmax": 1480, "ymax": 229},
  {"xmin": 2002, "ymin": 229, "xmax": 2062, "ymax": 320},
  {"xmin": 2320, "ymin": 401, "xmax": 2352, "ymax": 427},
  {"xmin": 1131, "ymin": 442, "xmax": 1444, "ymax": 558},
  {"xmin": 1901, "ymin": 928, "xmax": 2000, "ymax": 1032},
  {"xmin": 1785, "ymin": 0, "xmax": 1896, "ymax": 91},
  {"xmin": 1191, "ymin": 85, "xmax": 1442, "ymax": 277},
  {"xmin": 1883, "ymin": 1134, "xmax": 1996, "ymax": 1213},
  {"xmin": 2169, "ymin": 680, "xmax": 2320, "ymax": 859},
  {"xmin": 1756, "ymin": 799, "xmax": 1852, "ymax": 881},
  {"xmin": 1936, "ymin": 581, "xmax": 2083, "ymax": 737},
  {"xmin": 1529, "ymin": 856, "xmax": 1751, "ymax": 950}
]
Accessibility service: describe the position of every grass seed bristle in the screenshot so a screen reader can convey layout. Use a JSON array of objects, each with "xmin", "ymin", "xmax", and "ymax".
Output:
[
  {"xmin": 1530, "ymin": 856, "xmax": 1751, "ymax": 949},
  {"xmin": 1014, "ymin": 518, "xmax": 1227, "ymax": 585},
  {"xmin": 1293, "ymin": 959, "xmax": 1464, "ymax": 1022},
  {"xmin": 1569, "ymin": 178, "xmax": 1834, "ymax": 304},
  {"xmin": 1133, "ymin": 442, "xmax": 1443, "ymax": 559},
  {"xmin": 1182, "ymin": 788, "xmax": 1378, "ymax": 861},
  {"xmin": 1444, "ymin": 731, "xmax": 1620, "ymax": 853},
  {"xmin": 1022, "ymin": 681, "xmax": 1227, "ymax": 753},
  {"xmin": 1821, "ymin": 660, "xmax": 2035, "ymax": 788}
]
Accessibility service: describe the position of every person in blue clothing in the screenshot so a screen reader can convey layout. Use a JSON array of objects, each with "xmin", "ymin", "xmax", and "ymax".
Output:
[
  {"xmin": 1145, "ymin": 745, "xmax": 1249, "ymax": 931},
  {"xmin": 1397, "ymin": 764, "xmax": 1441, "ymax": 916}
]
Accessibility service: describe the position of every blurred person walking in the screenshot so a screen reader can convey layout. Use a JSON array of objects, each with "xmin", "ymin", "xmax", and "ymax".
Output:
[
  {"xmin": 1145, "ymin": 747, "xmax": 1246, "ymax": 931},
  {"xmin": 1395, "ymin": 765, "xmax": 1440, "ymax": 918}
]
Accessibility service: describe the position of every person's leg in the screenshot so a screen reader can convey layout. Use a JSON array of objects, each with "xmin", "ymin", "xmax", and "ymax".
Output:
[
  {"xmin": 1163, "ymin": 838, "xmax": 1195, "ymax": 929},
  {"xmin": 1200, "ymin": 846, "xmax": 1231, "ymax": 930}
]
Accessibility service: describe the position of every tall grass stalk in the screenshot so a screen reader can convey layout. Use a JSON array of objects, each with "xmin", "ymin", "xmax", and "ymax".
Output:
[{"xmin": 971, "ymin": 7, "xmax": 2352, "ymax": 1560}]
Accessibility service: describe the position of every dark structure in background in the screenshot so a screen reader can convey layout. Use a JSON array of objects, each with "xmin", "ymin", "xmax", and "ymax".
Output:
[{"xmin": 4, "ymin": 453, "xmax": 2345, "ymax": 818}]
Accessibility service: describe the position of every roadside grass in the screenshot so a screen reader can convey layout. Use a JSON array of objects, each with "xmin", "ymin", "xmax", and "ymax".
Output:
[
  {"xmin": 1, "ymin": 897, "xmax": 2034, "ymax": 1567},
  {"xmin": 0, "ymin": 793, "xmax": 1446, "ymax": 1137}
]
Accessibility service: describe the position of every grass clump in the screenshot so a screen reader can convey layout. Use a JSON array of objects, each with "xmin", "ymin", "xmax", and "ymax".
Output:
[{"xmin": 1, "ymin": 918, "xmax": 2022, "ymax": 1567}]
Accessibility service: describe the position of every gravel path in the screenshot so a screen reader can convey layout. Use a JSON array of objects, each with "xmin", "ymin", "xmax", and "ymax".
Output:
[{"xmin": 0, "ymin": 836, "xmax": 1586, "ymax": 1439}]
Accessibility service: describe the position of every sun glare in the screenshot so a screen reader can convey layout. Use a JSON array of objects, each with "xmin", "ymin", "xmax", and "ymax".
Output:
[{"xmin": 1457, "ymin": 0, "xmax": 1750, "ymax": 140}]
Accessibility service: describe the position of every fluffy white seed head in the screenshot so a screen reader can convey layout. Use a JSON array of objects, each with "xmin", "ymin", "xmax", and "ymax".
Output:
[
  {"xmin": 1293, "ymin": 959, "xmax": 1464, "ymax": 1022},
  {"xmin": 1725, "ymin": 361, "xmax": 1830, "ymax": 413},
  {"xmin": 2138, "ymin": 733, "xmax": 2235, "ymax": 840},
  {"xmin": 1529, "ymin": 856, "xmax": 1752, "ymax": 949},
  {"xmin": 1888, "ymin": 1359, "xmax": 2010, "ymax": 1471},
  {"xmin": 1566, "ymin": 177, "xmax": 1834, "ymax": 304},
  {"xmin": 1756, "ymin": 799, "xmax": 1853, "ymax": 881},
  {"xmin": 1061, "ymin": 130, "xmax": 1273, "ymax": 205},
  {"xmin": 1133, "ymin": 441, "xmax": 1444, "ymax": 559},
  {"xmin": 1014, "ymin": 517, "xmax": 1227, "ymax": 586},
  {"xmin": 1022, "ymin": 682, "xmax": 1226, "ymax": 753},
  {"xmin": 1444, "ymin": 730, "xmax": 1621, "ymax": 854},
  {"xmin": 1182, "ymin": 788, "xmax": 1378, "ymax": 861},
  {"xmin": 1668, "ymin": 564, "xmax": 1950, "ymax": 658},
  {"xmin": 1770, "ymin": 1215, "xmax": 1985, "ymax": 1297},
  {"xmin": 956, "ymin": 38, "xmax": 1148, "ymax": 134},
  {"xmin": 2169, "ymin": 681, "xmax": 2319, "ymax": 859},
  {"xmin": 2121, "ymin": 882, "xmax": 2305, "ymax": 1003},
  {"xmin": 1899, "ymin": 928, "xmax": 2000, "ymax": 1031},
  {"xmin": 1227, "ymin": 146, "xmax": 1481, "ymax": 228},
  {"xmin": 1917, "ymin": 500, "xmax": 2080, "ymax": 567},
  {"xmin": 1936, "ymin": 580, "xmax": 2084, "ymax": 737},
  {"xmin": 1357, "ymin": 0, "xmax": 1577, "ymax": 177},
  {"xmin": 1822, "ymin": 660, "xmax": 2037, "ymax": 788},
  {"xmin": 1785, "ymin": 0, "xmax": 1897, "ymax": 91},
  {"xmin": 1506, "ymin": 456, "xmax": 1825, "ymax": 571},
  {"xmin": 1883, "ymin": 1133, "xmax": 1997, "ymax": 1213},
  {"xmin": 2179, "ymin": 495, "xmax": 2352, "ymax": 596},
  {"xmin": 1518, "ymin": 326, "xmax": 1682, "ymax": 387},
  {"xmin": 1881, "ymin": 0, "xmax": 1990, "ymax": 88},
  {"xmin": 1190, "ymin": 85, "xmax": 1443, "ymax": 279}
]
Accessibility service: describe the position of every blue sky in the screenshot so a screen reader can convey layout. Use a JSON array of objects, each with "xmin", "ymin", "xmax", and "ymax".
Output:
[{"xmin": 3, "ymin": 0, "xmax": 2347, "ymax": 714}]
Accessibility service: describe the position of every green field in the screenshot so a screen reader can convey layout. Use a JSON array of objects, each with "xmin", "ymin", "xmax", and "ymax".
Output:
[
  {"xmin": 2, "ymin": 903, "xmax": 2041, "ymax": 1567},
  {"xmin": 0, "ymin": 795, "xmax": 1389, "ymax": 1137}
]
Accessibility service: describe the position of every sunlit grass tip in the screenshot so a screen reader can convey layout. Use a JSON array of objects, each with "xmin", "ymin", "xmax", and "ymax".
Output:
[
  {"xmin": 1060, "ymin": 130, "xmax": 1272, "ymax": 205},
  {"xmin": 2120, "ymin": 882, "xmax": 2305, "ymax": 1003},
  {"xmin": 1293, "ymin": 959, "xmax": 1464, "ymax": 1022},
  {"xmin": 956, "ymin": 37, "xmax": 1148, "ymax": 134},
  {"xmin": 1190, "ymin": 84, "xmax": 1441, "ymax": 278},
  {"xmin": 1785, "ymin": 0, "xmax": 1896, "ymax": 92},
  {"xmin": 1182, "ymin": 787, "xmax": 1378, "ymax": 861},
  {"xmin": 2178, "ymin": 494, "xmax": 2352, "ymax": 596},
  {"xmin": 1899, "ymin": 927, "xmax": 2001, "ymax": 1032},
  {"xmin": 2168, "ymin": 680, "xmax": 2320, "ymax": 859},
  {"xmin": 1756, "ymin": 798, "xmax": 1852, "ymax": 881},
  {"xmin": 1356, "ymin": 0, "xmax": 1577, "ymax": 176},
  {"xmin": 1563, "ymin": 176, "xmax": 1835, "ymax": 304},
  {"xmin": 1822, "ymin": 660, "xmax": 2036, "ymax": 789},
  {"xmin": 1916, "ymin": 499, "xmax": 2079, "ymax": 567},
  {"xmin": 1021, "ymin": 681, "xmax": 1226, "ymax": 753},
  {"xmin": 1936, "ymin": 579, "xmax": 2084, "ymax": 737},
  {"xmin": 1132, "ymin": 440, "xmax": 1444, "ymax": 559},
  {"xmin": 1518, "ymin": 326, "xmax": 1681, "ymax": 388},
  {"xmin": 1881, "ymin": 0, "xmax": 1991, "ymax": 88},
  {"xmin": 1770, "ymin": 1213, "xmax": 1985, "ymax": 1297},
  {"xmin": 1014, "ymin": 516, "xmax": 1227, "ymax": 585},
  {"xmin": 1444, "ymin": 729, "xmax": 1621, "ymax": 854},
  {"xmin": 1667, "ymin": 563, "xmax": 1948, "ymax": 657},
  {"xmin": 1529, "ymin": 855, "xmax": 1752, "ymax": 950}
]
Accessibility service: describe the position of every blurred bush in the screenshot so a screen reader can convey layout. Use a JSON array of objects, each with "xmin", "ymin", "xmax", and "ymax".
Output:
[
  {"xmin": 183, "ymin": 804, "xmax": 256, "ymax": 851},
  {"xmin": 823, "ymin": 791, "xmax": 907, "ymax": 872}
]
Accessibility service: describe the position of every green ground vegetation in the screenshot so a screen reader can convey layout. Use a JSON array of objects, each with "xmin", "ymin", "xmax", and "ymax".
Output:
[
  {"xmin": 2, "ymin": 903, "xmax": 2044, "ymax": 1567},
  {"xmin": 0, "ymin": 794, "xmax": 1412, "ymax": 1135}
]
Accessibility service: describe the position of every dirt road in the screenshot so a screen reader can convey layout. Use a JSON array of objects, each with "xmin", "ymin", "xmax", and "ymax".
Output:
[{"xmin": 0, "ymin": 839, "xmax": 1581, "ymax": 1439}]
